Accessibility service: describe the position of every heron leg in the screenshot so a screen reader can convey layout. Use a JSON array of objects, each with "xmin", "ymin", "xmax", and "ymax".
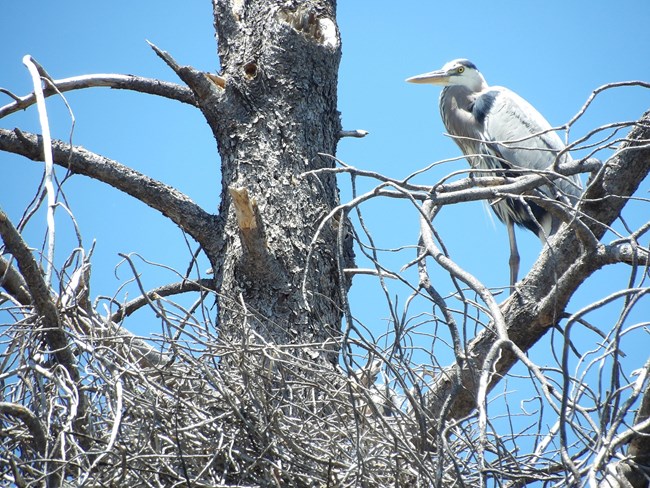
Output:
[{"xmin": 507, "ymin": 219, "xmax": 520, "ymax": 292}]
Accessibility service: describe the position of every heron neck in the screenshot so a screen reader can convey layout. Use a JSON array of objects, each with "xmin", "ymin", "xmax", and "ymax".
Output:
[{"xmin": 440, "ymin": 85, "xmax": 475, "ymax": 112}]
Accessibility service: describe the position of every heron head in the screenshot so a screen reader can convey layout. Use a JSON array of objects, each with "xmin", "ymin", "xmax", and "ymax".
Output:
[{"xmin": 406, "ymin": 59, "xmax": 486, "ymax": 92}]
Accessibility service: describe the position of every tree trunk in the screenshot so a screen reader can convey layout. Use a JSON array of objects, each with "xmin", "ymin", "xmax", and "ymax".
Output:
[{"xmin": 203, "ymin": 0, "xmax": 351, "ymax": 359}]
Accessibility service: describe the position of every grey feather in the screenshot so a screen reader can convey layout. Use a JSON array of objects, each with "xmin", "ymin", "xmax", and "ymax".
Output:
[
  {"xmin": 439, "ymin": 73, "xmax": 582, "ymax": 239},
  {"xmin": 407, "ymin": 59, "xmax": 583, "ymax": 287}
]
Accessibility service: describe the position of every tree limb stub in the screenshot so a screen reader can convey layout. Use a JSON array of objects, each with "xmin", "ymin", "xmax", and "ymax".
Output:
[
  {"xmin": 277, "ymin": 6, "xmax": 339, "ymax": 49},
  {"xmin": 205, "ymin": 72, "xmax": 227, "ymax": 89},
  {"xmin": 338, "ymin": 129, "xmax": 369, "ymax": 139},
  {"xmin": 228, "ymin": 186, "xmax": 279, "ymax": 280},
  {"xmin": 148, "ymin": 40, "xmax": 224, "ymax": 103},
  {"xmin": 229, "ymin": 187, "xmax": 258, "ymax": 233},
  {"xmin": 426, "ymin": 111, "xmax": 650, "ymax": 427}
]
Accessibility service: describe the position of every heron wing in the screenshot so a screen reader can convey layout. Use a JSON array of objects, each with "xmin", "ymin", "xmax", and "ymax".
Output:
[{"xmin": 475, "ymin": 87, "xmax": 582, "ymax": 199}]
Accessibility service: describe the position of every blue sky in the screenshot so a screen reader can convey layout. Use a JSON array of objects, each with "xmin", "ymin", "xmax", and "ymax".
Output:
[{"xmin": 2, "ymin": 1, "xmax": 649, "ymax": 379}]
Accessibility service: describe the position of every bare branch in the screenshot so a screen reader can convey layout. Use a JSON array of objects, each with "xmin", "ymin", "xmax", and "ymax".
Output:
[
  {"xmin": 0, "ymin": 255, "xmax": 31, "ymax": 305},
  {"xmin": 0, "ymin": 402, "xmax": 46, "ymax": 455},
  {"xmin": 23, "ymin": 56, "xmax": 57, "ymax": 286},
  {"xmin": 343, "ymin": 267, "xmax": 399, "ymax": 279},
  {"xmin": 0, "ymin": 73, "xmax": 196, "ymax": 119},
  {"xmin": 109, "ymin": 277, "xmax": 215, "ymax": 323},
  {"xmin": 312, "ymin": 155, "xmax": 600, "ymax": 207},
  {"xmin": 0, "ymin": 207, "xmax": 77, "ymax": 376},
  {"xmin": 0, "ymin": 128, "xmax": 221, "ymax": 257},
  {"xmin": 566, "ymin": 81, "xmax": 650, "ymax": 129},
  {"xmin": 630, "ymin": 373, "xmax": 650, "ymax": 458},
  {"xmin": 597, "ymin": 362, "xmax": 650, "ymax": 487},
  {"xmin": 603, "ymin": 241, "xmax": 650, "ymax": 267},
  {"xmin": 0, "ymin": 206, "xmax": 89, "ymax": 450},
  {"xmin": 419, "ymin": 199, "xmax": 508, "ymax": 340}
]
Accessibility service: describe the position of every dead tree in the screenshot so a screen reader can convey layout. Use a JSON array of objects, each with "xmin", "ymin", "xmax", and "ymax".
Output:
[{"xmin": 1, "ymin": 1, "xmax": 649, "ymax": 486}]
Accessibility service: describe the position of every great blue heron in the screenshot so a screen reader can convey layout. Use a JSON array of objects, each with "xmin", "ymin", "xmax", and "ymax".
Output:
[{"xmin": 406, "ymin": 58, "xmax": 582, "ymax": 288}]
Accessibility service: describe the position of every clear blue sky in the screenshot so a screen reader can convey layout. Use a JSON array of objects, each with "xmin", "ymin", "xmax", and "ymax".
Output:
[{"xmin": 2, "ymin": 1, "xmax": 649, "ymax": 375}]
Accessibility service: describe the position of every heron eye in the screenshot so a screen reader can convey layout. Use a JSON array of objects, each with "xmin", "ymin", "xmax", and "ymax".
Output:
[{"xmin": 457, "ymin": 66, "xmax": 465, "ymax": 74}]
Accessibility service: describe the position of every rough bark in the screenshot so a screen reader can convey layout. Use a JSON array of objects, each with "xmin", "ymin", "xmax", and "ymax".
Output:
[
  {"xmin": 0, "ymin": 2, "xmax": 351, "ymax": 360},
  {"xmin": 202, "ymin": 0, "xmax": 351, "ymax": 357}
]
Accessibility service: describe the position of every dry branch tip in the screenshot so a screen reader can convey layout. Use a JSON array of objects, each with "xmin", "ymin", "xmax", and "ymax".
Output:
[{"xmin": 146, "ymin": 39, "xmax": 182, "ymax": 73}]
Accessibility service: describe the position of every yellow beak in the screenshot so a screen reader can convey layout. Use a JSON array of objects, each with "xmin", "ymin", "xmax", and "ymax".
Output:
[{"xmin": 405, "ymin": 70, "xmax": 450, "ymax": 85}]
